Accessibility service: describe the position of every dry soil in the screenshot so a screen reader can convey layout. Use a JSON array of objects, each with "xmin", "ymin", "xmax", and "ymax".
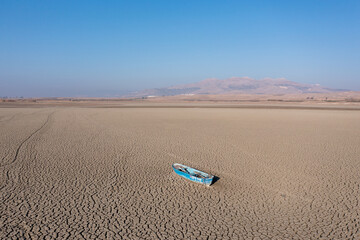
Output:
[{"xmin": 1, "ymin": 107, "xmax": 359, "ymax": 239}]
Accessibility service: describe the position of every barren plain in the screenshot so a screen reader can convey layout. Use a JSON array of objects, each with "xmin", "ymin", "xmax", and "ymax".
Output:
[{"xmin": 1, "ymin": 106, "xmax": 360, "ymax": 239}]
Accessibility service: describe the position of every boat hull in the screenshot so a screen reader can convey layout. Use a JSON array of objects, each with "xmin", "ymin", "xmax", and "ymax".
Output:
[{"xmin": 172, "ymin": 163, "xmax": 214, "ymax": 186}]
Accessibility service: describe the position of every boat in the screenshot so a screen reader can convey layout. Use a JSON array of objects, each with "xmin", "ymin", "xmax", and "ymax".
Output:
[{"xmin": 172, "ymin": 163, "xmax": 214, "ymax": 186}]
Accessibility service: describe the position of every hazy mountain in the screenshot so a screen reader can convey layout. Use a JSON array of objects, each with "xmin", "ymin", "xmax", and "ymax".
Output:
[{"xmin": 131, "ymin": 77, "xmax": 347, "ymax": 97}]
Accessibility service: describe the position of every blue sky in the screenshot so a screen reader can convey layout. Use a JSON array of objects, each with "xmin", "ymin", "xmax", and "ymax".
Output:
[{"xmin": 1, "ymin": 0, "xmax": 359, "ymax": 97}]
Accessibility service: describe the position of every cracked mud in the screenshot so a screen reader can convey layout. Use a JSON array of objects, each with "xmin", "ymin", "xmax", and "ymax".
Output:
[{"xmin": 1, "ymin": 107, "xmax": 359, "ymax": 239}]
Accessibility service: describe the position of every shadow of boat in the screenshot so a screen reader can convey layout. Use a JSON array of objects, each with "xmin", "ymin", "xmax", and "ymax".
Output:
[{"xmin": 211, "ymin": 175, "xmax": 220, "ymax": 185}]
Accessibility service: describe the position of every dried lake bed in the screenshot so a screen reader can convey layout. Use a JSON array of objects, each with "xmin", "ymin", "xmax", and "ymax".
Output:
[{"xmin": 1, "ymin": 106, "xmax": 359, "ymax": 239}]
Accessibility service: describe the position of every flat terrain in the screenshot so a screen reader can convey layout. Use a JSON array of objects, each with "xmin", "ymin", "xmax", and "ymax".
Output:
[{"xmin": 1, "ymin": 106, "xmax": 359, "ymax": 239}]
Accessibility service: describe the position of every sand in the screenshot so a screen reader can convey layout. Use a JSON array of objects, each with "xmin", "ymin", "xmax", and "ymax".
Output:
[{"xmin": 1, "ymin": 106, "xmax": 359, "ymax": 239}]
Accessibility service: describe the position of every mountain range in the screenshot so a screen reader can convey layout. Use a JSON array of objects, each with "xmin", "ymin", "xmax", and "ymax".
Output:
[{"xmin": 132, "ymin": 77, "xmax": 347, "ymax": 97}]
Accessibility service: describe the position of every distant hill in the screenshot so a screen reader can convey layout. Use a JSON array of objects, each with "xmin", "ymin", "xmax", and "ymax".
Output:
[{"xmin": 131, "ymin": 77, "xmax": 347, "ymax": 97}]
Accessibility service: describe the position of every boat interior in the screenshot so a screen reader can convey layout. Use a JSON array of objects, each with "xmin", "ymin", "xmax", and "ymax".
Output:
[{"xmin": 174, "ymin": 164, "xmax": 210, "ymax": 179}]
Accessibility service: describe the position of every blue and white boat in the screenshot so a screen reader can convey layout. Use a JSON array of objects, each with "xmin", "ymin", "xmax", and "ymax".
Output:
[{"xmin": 172, "ymin": 163, "xmax": 214, "ymax": 186}]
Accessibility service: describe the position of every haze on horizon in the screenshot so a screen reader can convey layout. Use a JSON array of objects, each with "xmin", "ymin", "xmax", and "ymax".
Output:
[{"xmin": 1, "ymin": 0, "xmax": 359, "ymax": 97}]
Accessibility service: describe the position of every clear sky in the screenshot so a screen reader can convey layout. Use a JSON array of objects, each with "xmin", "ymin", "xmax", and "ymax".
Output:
[{"xmin": 1, "ymin": 0, "xmax": 359, "ymax": 97}]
